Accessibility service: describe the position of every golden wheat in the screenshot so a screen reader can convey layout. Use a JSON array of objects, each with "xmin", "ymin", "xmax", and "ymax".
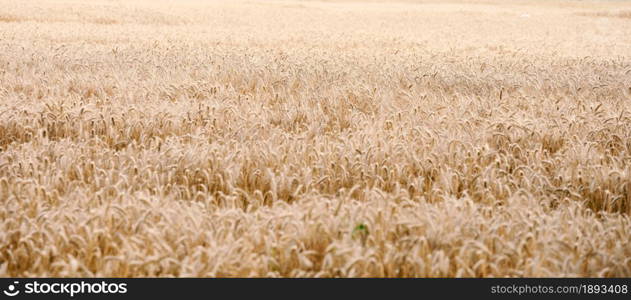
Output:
[{"xmin": 1, "ymin": 0, "xmax": 631, "ymax": 277}]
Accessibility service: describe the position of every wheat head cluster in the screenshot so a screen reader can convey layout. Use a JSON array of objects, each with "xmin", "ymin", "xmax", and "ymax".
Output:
[{"xmin": 1, "ymin": 0, "xmax": 631, "ymax": 277}]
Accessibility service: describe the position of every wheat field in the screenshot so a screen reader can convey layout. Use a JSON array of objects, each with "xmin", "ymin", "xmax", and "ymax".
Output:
[{"xmin": 1, "ymin": 0, "xmax": 631, "ymax": 277}]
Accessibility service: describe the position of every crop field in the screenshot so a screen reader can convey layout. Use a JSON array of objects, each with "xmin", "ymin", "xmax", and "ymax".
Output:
[{"xmin": 1, "ymin": 0, "xmax": 631, "ymax": 277}]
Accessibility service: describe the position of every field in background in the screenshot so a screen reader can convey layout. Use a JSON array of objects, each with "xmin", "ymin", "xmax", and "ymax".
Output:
[{"xmin": 1, "ymin": 0, "xmax": 631, "ymax": 277}]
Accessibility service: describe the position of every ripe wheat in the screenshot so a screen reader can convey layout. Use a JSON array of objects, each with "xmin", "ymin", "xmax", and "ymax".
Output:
[{"xmin": 1, "ymin": 0, "xmax": 631, "ymax": 277}]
